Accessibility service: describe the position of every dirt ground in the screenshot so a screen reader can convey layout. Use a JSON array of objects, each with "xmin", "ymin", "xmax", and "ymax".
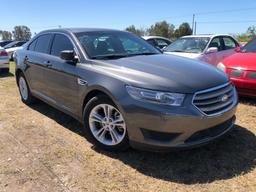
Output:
[{"xmin": 0, "ymin": 66, "xmax": 255, "ymax": 192}]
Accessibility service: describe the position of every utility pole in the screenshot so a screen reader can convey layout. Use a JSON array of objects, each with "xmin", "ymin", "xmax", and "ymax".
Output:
[
  {"xmin": 194, "ymin": 22, "xmax": 197, "ymax": 35},
  {"xmin": 192, "ymin": 14, "xmax": 195, "ymax": 34}
]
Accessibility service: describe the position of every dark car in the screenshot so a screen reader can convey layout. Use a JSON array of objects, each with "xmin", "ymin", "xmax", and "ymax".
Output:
[
  {"xmin": 15, "ymin": 28, "xmax": 238, "ymax": 152},
  {"xmin": 0, "ymin": 40, "xmax": 14, "ymax": 47},
  {"xmin": 3, "ymin": 41, "xmax": 27, "ymax": 49},
  {"xmin": 142, "ymin": 36, "xmax": 172, "ymax": 49}
]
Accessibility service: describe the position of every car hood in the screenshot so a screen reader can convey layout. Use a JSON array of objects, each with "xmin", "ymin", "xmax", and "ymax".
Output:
[
  {"xmin": 91, "ymin": 54, "xmax": 228, "ymax": 93},
  {"xmin": 164, "ymin": 52, "xmax": 201, "ymax": 59},
  {"xmin": 222, "ymin": 52, "xmax": 256, "ymax": 71}
]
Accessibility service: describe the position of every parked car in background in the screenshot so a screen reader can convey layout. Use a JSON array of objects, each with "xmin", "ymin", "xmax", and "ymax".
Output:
[
  {"xmin": 218, "ymin": 37, "xmax": 256, "ymax": 97},
  {"xmin": 0, "ymin": 40, "xmax": 14, "ymax": 47},
  {"xmin": 164, "ymin": 34, "xmax": 240, "ymax": 66},
  {"xmin": 15, "ymin": 28, "xmax": 238, "ymax": 152},
  {"xmin": 142, "ymin": 36, "xmax": 172, "ymax": 49},
  {"xmin": 4, "ymin": 41, "xmax": 27, "ymax": 60},
  {"xmin": 0, "ymin": 46, "xmax": 9, "ymax": 71}
]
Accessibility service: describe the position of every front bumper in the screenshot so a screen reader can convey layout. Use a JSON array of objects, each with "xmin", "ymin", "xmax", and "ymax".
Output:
[
  {"xmin": 230, "ymin": 78, "xmax": 256, "ymax": 97},
  {"xmin": 120, "ymin": 91, "xmax": 238, "ymax": 152}
]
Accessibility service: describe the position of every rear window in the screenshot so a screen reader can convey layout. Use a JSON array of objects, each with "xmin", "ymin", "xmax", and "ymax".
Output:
[{"xmin": 34, "ymin": 34, "xmax": 52, "ymax": 54}]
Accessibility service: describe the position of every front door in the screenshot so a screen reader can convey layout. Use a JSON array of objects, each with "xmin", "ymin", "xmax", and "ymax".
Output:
[
  {"xmin": 43, "ymin": 34, "xmax": 79, "ymax": 114},
  {"xmin": 204, "ymin": 36, "xmax": 226, "ymax": 66}
]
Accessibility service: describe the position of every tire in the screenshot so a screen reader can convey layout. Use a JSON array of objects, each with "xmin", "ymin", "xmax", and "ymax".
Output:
[
  {"xmin": 18, "ymin": 73, "xmax": 35, "ymax": 105},
  {"xmin": 83, "ymin": 95, "xmax": 129, "ymax": 151}
]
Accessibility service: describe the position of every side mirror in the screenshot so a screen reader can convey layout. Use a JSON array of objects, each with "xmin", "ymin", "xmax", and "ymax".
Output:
[
  {"xmin": 234, "ymin": 46, "xmax": 241, "ymax": 52},
  {"xmin": 205, "ymin": 47, "xmax": 218, "ymax": 54},
  {"xmin": 60, "ymin": 50, "xmax": 78, "ymax": 63}
]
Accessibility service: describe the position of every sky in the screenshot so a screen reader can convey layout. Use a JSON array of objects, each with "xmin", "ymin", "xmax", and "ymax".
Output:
[{"xmin": 2, "ymin": 0, "xmax": 256, "ymax": 36}]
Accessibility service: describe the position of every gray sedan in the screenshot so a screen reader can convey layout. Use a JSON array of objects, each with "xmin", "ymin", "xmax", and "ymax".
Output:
[{"xmin": 15, "ymin": 28, "xmax": 238, "ymax": 152}]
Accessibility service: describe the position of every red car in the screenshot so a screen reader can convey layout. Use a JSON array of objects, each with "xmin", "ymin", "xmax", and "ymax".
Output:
[{"xmin": 217, "ymin": 38, "xmax": 256, "ymax": 97}]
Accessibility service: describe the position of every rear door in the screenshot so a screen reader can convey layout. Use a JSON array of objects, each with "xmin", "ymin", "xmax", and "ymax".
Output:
[
  {"xmin": 24, "ymin": 34, "xmax": 53, "ymax": 94},
  {"xmin": 43, "ymin": 33, "xmax": 79, "ymax": 114}
]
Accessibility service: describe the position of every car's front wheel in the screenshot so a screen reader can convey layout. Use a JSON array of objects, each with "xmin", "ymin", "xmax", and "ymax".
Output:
[
  {"xmin": 84, "ymin": 95, "xmax": 129, "ymax": 151},
  {"xmin": 18, "ymin": 73, "xmax": 35, "ymax": 105}
]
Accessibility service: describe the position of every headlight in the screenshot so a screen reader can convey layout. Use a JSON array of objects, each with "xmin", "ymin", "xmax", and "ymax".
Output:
[
  {"xmin": 217, "ymin": 62, "xmax": 226, "ymax": 72},
  {"xmin": 126, "ymin": 85, "xmax": 185, "ymax": 106}
]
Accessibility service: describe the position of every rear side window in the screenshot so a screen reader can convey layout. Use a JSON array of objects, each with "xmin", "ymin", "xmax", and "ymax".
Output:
[
  {"xmin": 51, "ymin": 34, "xmax": 74, "ymax": 57},
  {"xmin": 223, "ymin": 37, "xmax": 237, "ymax": 50},
  {"xmin": 34, "ymin": 34, "xmax": 52, "ymax": 54},
  {"xmin": 28, "ymin": 39, "xmax": 37, "ymax": 51}
]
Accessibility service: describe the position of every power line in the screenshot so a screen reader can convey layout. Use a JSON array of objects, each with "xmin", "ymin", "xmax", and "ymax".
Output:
[
  {"xmin": 197, "ymin": 20, "xmax": 256, "ymax": 24},
  {"xmin": 194, "ymin": 7, "xmax": 256, "ymax": 15},
  {"xmin": 155, "ymin": 7, "xmax": 256, "ymax": 21}
]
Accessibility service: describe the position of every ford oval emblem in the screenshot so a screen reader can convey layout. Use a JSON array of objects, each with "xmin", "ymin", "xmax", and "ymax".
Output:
[{"xmin": 221, "ymin": 95, "xmax": 228, "ymax": 102}]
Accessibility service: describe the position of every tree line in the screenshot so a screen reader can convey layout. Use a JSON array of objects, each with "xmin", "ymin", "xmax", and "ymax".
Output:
[
  {"xmin": 0, "ymin": 26, "xmax": 32, "ymax": 41},
  {"xmin": 125, "ymin": 21, "xmax": 192, "ymax": 40},
  {"xmin": 125, "ymin": 20, "xmax": 256, "ymax": 43},
  {"xmin": 236, "ymin": 26, "xmax": 256, "ymax": 43},
  {"xmin": 1, "ymin": 22, "xmax": 255, "ymax": 43}
]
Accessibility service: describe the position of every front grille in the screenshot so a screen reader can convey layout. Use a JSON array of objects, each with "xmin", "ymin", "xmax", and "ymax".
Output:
[
  {"xmin": 249, "ymin": 71, "xmax": 256, "ymax": 80},
  {"xmin": 230, "ymin": 69, "xmax": 243, "ymax": 78},
  {"xmin": 193, "ymin": 83, "xmax": 235, "ymax": 116}
]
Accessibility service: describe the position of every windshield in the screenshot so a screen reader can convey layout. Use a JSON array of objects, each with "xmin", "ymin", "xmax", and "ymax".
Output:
[
  {"xmin": 164, "ymin": 37, "xmax": 210, "ymax": 54},
  {"xmin": 241, "ymin": 38, "xmax": 256, "ymax": 53},
  {"xmin": 75, "ymin": 31, "xmax": 160, "ymax": 59}
]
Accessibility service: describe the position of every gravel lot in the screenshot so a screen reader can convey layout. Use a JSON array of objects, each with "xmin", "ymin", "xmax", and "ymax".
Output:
[{"xmin": 0, "ymin": 66, "xmax": 255, "ymax": 192}]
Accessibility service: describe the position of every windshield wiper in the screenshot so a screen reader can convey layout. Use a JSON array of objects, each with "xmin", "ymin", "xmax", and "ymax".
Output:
[
  {"xmin": 91, "ymin": 54, "xmax": 128, "ymax": 60},
  {"xmin": 91, "ymin": 52, "xmax": 159, "ymax": 60},
  {"xmin": 168, "ymin": 50, "xmax": 184, "ymax": 52},
  {"xmin": 126, "ymin": 52, "xmax": 159, "ymax": 57}
]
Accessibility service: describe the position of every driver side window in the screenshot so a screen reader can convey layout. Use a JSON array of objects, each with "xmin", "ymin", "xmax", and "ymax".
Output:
[
  {"xmin": 51, "ymin": 34, "xmax": 74, "ymax": 57},
  {"xmin": 209, "ymin": 37, "xmax": 222, "ymax": 51}
]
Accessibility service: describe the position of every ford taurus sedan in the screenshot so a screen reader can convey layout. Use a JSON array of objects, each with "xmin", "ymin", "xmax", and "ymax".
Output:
[
  {"xmin": 15, "ymin": 28, "xmax": 238, "ymax": 152},
  {"xmin": 164, "ymin": 34, "xmax": 240, "ymax": 66},
  {"xmin": 218, "ymin": 37, "xmax": 256, "ymax": 97}
]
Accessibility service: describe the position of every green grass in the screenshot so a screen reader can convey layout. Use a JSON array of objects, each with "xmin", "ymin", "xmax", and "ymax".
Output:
[{"xmin": 9, "ymin": 62, "xmax": 15, "ymax": 75}]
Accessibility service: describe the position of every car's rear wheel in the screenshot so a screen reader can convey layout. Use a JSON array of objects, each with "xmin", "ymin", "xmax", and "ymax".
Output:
[
  {"xmin": 84, "ymin": 95, "xmax": 129, "ymax": 151},
  {"xmin": 18, "ymin": 73, "xmax": 35, "ymax": 105}
]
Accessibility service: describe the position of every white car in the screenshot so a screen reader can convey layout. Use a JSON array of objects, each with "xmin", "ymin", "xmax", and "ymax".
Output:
[
  {"xmin": 0, "ymin": 46, "xmax": 9, "ymax": 71},
  {"xmin": 4, "ymin": 41, "xmax": 26, "ymax": 61},
  {"xmin": 142, "ymin": 36, "xmax": 172, "ymax": 49},
  {"xmin": 163, "ymin": 34, "xmax": 240, "ymax": 66}
]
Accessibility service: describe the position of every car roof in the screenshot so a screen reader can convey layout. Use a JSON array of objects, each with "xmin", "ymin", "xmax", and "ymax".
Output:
[
  {"xmin": 40, "ymin": 28, "xmax": 124, "ymax": 34},
  {"xmin": 181, "ymin": 34, "xmax": 234, "ymax": 38},
  {"xmin": 142, "ymin": 36, "xmax": 171, "ymax": 41}
]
